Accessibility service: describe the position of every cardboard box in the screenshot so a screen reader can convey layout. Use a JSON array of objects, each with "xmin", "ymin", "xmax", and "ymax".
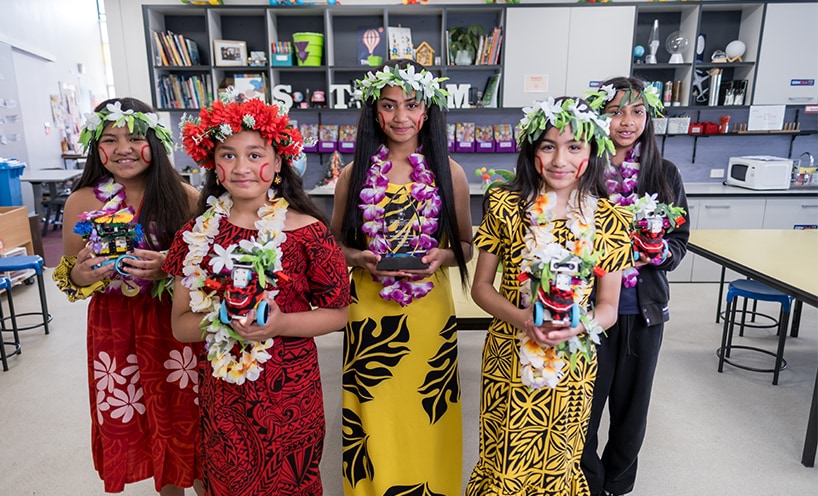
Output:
[{"xmin": 0, "ymin": 206, "xmax": 33, "ymax": 255}]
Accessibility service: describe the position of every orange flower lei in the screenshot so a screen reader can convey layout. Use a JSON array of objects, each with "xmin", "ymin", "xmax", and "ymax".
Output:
[{"xmin": 180, "ymin": 94, "xmax": 304, "ymax": 170}]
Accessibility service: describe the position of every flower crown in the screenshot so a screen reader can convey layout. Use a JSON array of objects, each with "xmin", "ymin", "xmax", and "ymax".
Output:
[
  {"xmin": 586, "ymin": 83, "xmax": 664, "ymax": 118},
  {"xmin": 79, "ymin": 101, "xmax": 174, "ymax": 155},
  {"xmin": 516, "ymin": 97, "xmax": 615, "ymax": 156},
  {"xmin": 356, "ymin": 64, "xmax": 449, "ymax": 110},
  {"xmin": 180, "ymin": 89, "xmax": 304, "ymax": 170}
]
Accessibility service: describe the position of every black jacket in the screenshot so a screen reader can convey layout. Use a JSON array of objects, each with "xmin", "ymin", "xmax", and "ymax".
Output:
[{"xmin": 635, "ymin": 159, "xmax": 690, "ymax": 327}]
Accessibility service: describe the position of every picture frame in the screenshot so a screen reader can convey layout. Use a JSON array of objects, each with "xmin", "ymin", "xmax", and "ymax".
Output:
[{"xmin": 213, "ymin": 40, "xmax": 247, "ymax": 67}]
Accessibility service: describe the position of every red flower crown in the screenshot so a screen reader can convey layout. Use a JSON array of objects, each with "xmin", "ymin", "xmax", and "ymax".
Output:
[{"xmin": 180, "ymin": 95, "xmax": 304, "ymax": 170}]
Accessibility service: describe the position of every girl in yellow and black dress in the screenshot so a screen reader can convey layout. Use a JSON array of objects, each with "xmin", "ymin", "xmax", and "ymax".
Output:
[
  {"xmin": 467, "ymin": 96, "xmax": 634, "ymax": 495},
  {"xmin": 332, "ymin": 59, "xmax": 472, "ymax": 496}
]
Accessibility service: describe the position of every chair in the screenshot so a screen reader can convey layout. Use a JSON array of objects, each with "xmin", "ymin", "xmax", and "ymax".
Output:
[
  {"xmin": 0, "ymin": 256, "xmax": 51, "ymax": 335},
  {"xmin": 717, "ymin": 278, "xmax": 792, "ymax": 385},
  {"xmin": 41, "ymin": 191, "xmax": 69, "ymax": 236},
  {"xmin": 0, "ymin": 276, "xmax": 21, "ymax": 371}
]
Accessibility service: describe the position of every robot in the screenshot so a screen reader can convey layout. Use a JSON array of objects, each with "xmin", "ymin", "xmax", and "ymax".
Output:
[
  {"xmin": 205, "ymin": 264, "xmax": 273, "ymax": 326},
  {"xmin": 631, "ymin": 210, "xmax": 669, "ymax": 260},
  {"xmin": 532, "ymin": 259, "xmax": 581, "ymax": 328}
]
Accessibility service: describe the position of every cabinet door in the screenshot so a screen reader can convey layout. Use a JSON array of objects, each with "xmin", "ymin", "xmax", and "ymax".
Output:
[
  {"xmin": 667, "ymin": 199, "xmax": 699, "ymax": 282},
  {"xmin": 691, "ymin": 198, "xmax": 765, "ymax": 282},
  {"xmin": 502, "ymin": 8, "xmax": 570, "ymax": 107},
  {"xmin": 754, "ymin": 3, "xmax": 818, "ymax": 105},
  {"xmin": 762, "ymin": 198, "xmax": 818, "ymax": 228},
  {"xmin": 565, "ymin": 6, "xmax": 634, "ymax": 96}
]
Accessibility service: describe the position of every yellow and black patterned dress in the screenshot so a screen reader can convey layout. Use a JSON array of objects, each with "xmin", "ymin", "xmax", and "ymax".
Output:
[
  {"xmin": 467, "ymin": 187, "xmax": 633, "ymax": 496},
  {"xmin": 343, "ymin": 183, "xmax": 462, "ymax": 496}
]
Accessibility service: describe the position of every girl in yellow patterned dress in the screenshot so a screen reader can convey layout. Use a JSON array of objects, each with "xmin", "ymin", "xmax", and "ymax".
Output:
[
  {"xmin": 332, "ymin": 60, "xmax": 472, "ymax": 495},
  {"xmin": 467, "ymin": 97, "xmax": 634, "ymax": 495}
]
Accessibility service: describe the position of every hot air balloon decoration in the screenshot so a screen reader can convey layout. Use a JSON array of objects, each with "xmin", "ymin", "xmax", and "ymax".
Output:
[{"xmin": 360, "ymin": 28, "xmax": 384, "ymax": 66}]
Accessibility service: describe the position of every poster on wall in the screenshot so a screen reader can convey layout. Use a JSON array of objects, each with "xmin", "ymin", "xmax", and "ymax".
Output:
[{"xmin": 58, "ymin": 82, "xmax": 82, "ymax": 153}]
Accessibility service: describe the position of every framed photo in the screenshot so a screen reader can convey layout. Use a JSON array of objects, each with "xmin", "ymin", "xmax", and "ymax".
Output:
[{"xmin": 213, "ymin": 40, "xmax": 247, "ymax": 67}]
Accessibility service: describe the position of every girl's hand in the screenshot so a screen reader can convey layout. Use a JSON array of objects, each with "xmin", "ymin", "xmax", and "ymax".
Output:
[
  {"xmin": 402, "ymin": 247, "xmax": 450, "ymax": 277},
  {"xmin": 518, "ymin": 306, "xmax": 583, "ymax": 347},
  {"xmin": 120, "ymin": 248, "xmax": 167, "ymax": 280},
  {"xmin": 357, "ymin": 250, "xmax": 411, "ymax": 278},
  {"xmin": 634, "ymin": 252, "xmax": 652, "ymax": 268},
  {"xmin": 71, "ymin": 245, "xmax": 115, "ymax": 286},
  {"xmin": 230, "ymin": 295, "xmax": 287, "ymax": 342}
]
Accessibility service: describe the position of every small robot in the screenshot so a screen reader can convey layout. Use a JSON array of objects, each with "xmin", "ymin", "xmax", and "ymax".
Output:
[
  {"xmin": 532, "ymin": 259, "xmax": 580, "ymax": 328},
  {"xmin": 206, "ymin": 264, "xmax": 272, "ymax": 326},
  {"xmin": 631, "ymin": 210, "xmax": 670, "ymax": 262},
  {"xmin": 77, "ymin": 211, "xmax": 142, "ymax": 276}
]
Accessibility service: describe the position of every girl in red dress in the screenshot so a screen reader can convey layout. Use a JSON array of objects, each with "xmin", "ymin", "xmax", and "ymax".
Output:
[
  {"xmin": 165, "ymin": 95, "xmax": 350, "ymax": 495},
  {"xmin": 54, "ymin": 97, "xmax": 201, "ymax": 494}
]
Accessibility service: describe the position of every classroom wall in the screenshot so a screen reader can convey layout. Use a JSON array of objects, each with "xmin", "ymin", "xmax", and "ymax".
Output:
[{"xmin": 0, "ymin": 0, "xmax": 109, "ymax": 210}]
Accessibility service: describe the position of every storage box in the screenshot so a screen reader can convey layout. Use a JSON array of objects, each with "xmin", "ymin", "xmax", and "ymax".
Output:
[
  {"xmin": 0, "ymin": 159, "xmax": 26, "ymax": 206},
  {"xmin": 271, "ymin": 53, "xmax": 293, "ymax": 67},
  {"xmin": 653, "ymin": 118, "xmax": 668, "ymax": 135},
  {"xmin": 0, "ymin": 206, "xmax": 33, "ymax": 256},
  {"xmin": 688, "ymin": 122, "xmax": 704, "ymax": 135},
  {"xmin": 667, "ymin": 117, "xmax": 691, "ymax": 135},
  {"xmin": 495, "ymin": 141, "xmax": 515, "ymax": 153}
]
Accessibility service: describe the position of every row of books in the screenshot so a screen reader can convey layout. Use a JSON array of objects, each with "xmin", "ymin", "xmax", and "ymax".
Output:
[
  {"xmin": 475, "ymin": 27, "xmax": 503, "ymax": 66},
  {"xmin": 447, "ymin": 122, "xmax": 517, "ymax": 153},
  {"xmin": 157, "ymin": 74, "xmax": 212, "ymax": 109},
  {"xmin": 299, "ymin": 123, "xmax": 358, "ymax": 153},
  {"xmin": 152, "ymin": 31, "xmax": 202, "ymax": 67}
]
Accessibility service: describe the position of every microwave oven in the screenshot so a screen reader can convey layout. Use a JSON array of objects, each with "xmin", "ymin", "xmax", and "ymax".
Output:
[{"xmin": 725, "ymin": 156, "xmax": 792, "ymax": 190}]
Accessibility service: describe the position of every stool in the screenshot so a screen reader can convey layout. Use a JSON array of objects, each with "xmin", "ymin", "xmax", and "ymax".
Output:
[
  {"xmin": 0, "ymin": 277, "xmax": 21, "ymax": 371},
  {"xmin": 0, "ymin": 256, "xmax": 51, "ymax": 334},
  {"xmin": 717, "ymin": 279, "xmax": 792, "ymax": 385}
]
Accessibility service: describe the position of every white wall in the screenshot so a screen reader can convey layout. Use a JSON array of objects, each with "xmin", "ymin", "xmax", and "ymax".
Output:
[{"xmin": 0, "ymin": 0, "xmax": 109, "ymax": 210}]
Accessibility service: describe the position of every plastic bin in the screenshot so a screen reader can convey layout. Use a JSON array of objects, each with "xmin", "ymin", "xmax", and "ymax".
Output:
[{"xmin": 0, "ymin": 159, "xmax": 26, "ymax": 206}]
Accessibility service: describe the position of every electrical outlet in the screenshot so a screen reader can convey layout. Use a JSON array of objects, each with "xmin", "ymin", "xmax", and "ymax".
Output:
[{"xmin": 710, "ymin": 168, "xmax": 725, "ymax": 179}]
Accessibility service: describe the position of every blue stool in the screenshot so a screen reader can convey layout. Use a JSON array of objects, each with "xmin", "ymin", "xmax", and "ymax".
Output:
[
  {"xmin": 717, "ymin": 279, "xmax": 792, "ymax": 385},
  {"xmin": 0, "ymin": 256, "xmax": 51, "ymax": 334},
  {"xmin": 0, "ymin": 276, "xmax": 21, "ymax": 371}
]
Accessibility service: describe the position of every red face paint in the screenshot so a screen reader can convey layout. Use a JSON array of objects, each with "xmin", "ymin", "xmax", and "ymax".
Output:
[
  {"xmin": 377, "ymin": 112, "xmax": 387, "ymax": 132},
  {"xmin": 216, "ymin": 163, "xmax": 227, "ymax": 184},
  {"xmin": 415, "ymin": 114, "xmax": 425, "ymax": 132},
  {"xmin": 258, "ymin": 162, "xmax": 271, "ymax": 182},
  {"xmin": 140, "ymin": 144, "xmax": 151, "ymax": 164},
  {"xmin": 99, "ymin": 147, "xmax": 109, "ymax": 166},
  {"xmin": 535, "ymin": 155, "xmax": 544, "ymax": 175},
  {"xmin": 575, "ymin": 158, "xmax": 589, "ymax": 179}
]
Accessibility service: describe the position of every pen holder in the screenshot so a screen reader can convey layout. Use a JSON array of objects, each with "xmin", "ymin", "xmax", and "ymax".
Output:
[{"xmin": 271, "ymin": 54, "xmax": 293, "ymax": 67}]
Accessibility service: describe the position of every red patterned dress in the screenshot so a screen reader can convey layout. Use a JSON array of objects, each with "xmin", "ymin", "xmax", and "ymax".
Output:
[
  {"xmin": 164, "ymin": 218, "xmax": 351, "ymax": 496},
  {"xmin": 83, "ymin": 188, "xmax": 200, "ymax": 493}
]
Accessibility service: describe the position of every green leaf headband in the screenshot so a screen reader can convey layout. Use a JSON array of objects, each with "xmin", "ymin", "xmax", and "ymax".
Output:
[
  {"xmin": 79, "ymin": 101, "xmax": 174, "ymax": 155},
  {"xmin": 586, "ymin": 83, "xmax": 665, "ymax": 118},
  {"xmin": 356, "ymin": 64, "xmax": 450, "ymax": 110},
  {"xmin": 516, "ymin": 97, "xmax": 615, "ymax": 157}
]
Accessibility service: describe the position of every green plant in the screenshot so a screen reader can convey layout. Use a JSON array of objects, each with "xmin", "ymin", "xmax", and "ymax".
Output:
[{"xmin": 449, "ymin": 24, "xmax": 484, "ymax": 55}]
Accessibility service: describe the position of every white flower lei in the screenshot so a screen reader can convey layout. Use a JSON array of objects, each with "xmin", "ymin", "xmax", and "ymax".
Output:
[
  {"xmin": 181, "ymin": 189, "xmax": 288, "ymax": 385},
  {"xmin": 518, "ymin": 189, "xmax": 605, "ymax": 389}
]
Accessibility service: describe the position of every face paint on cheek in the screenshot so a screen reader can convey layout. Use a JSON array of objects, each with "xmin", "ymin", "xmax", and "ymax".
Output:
[
  {"xmin": 535, "ymin": 155, "xmax": 544, "ymax": 175},
  {"xmin": 377, "ymin": 112, "xmax": 386, "ymax": 131},
  {"xmin": 416, "ymin": 114, "xmax": 425, "ymax": 131},
  {"xmin": 258, "ymin": 162, "xmax": 271, "ymax": 182},
  {"xmin": 575, "ymin": 158, "xmax": 589, "ymax": 179},
  {"xmin": 216, "ymin": 163, "xmax": 227, "ymax": 183},
  {"xmin": 140, "ymin": 144, "xmax": 151, "ymax": 163},
  {"xmin": 99, "ymin": 147, "xmax": 109, "ymax": 166}
]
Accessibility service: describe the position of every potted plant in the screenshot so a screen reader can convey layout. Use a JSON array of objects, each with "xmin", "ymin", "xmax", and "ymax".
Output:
[{"xmin": 449, "ymin": 24, "xmax": 484, "ymax": 65}]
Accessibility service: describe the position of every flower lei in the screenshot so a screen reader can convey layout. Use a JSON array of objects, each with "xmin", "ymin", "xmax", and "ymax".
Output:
[
  {"xmin": 180, "ymin": 88, "xmax": 304, "ymax": 170},
  {"xmin": 180, "ymin": 189, "xmax": 288, "ymax": 384},
  {"xmin": 72, "ymin": 178, "xmax": 149, "ymax": 296},
  {"xmin": 79, "ymin": 101, "xmax": 174, "ymax": 155},
  {"xmin": 517, "ymin": 96, "xmax": 615, "ymax": 156},
  {"xmin": 605, "ymin": 144, "xmax": 641, "ymax": 287},
  {"xmin": 356, "ymin": 63, "xmax": 449, "ymax": 110},
  {"xmin": 360, "ymin": 145, "xmax": 441, "ymax": 306},
  {"xmin": 518, "ymin": 189, "xmax": 606, "ymax": 389}
]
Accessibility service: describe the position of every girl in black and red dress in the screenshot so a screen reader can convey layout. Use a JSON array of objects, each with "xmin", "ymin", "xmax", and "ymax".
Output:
[{"xmin": 164, "ymin": 96, "xmax": 350, "ymax": 495}]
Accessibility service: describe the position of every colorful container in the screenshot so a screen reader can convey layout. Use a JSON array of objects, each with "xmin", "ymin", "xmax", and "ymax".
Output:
[{"xmin": 292, "ymin": 32, "xmax": 324, "ymax": 66}]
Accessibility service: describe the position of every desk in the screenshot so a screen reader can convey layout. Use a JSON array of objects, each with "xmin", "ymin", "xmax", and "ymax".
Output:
[
  {"xmin": 688, "ymin": 229, "xmax": 818, "ymax": 467},
  {"xmin": 21, "ymin": 169, "xmax": 83, "ymax": 218}
]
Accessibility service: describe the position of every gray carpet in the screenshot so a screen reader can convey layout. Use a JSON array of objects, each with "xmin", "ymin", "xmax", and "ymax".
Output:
[{"xmin": 1, "ymin": 276, "xmax": 816, "ymax": 495}]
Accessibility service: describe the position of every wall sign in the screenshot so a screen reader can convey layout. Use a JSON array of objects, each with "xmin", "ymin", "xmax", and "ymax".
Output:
[{"xmin": 790, "ymin": 79, "xmax": 815, "ymax": 86}]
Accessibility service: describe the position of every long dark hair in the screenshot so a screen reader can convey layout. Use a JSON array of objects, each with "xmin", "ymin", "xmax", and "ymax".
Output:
[
  {"xmin": 74, "ymin": 97, "xmax": 192, "ymax": 250},
  {"xmin": 492, "ymin": 96, "xmax": 607, "ymax": 217},
  {"xmin": 601, "ymin": 76, "xmax": 675, "ymax": 203},
  {"xmin": 340, "ymin": 59, "xmax": 468, "ymax": 284},
  {"xmin": 197, "ymin": 136, "xmax": 328, "ymax": 226}
]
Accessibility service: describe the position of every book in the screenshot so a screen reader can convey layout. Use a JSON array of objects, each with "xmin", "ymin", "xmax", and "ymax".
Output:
[
  {"xmin": 387, "ymin": 26, "xmax": 413, "ymax": 60},
  {"xmin": 339, "ymin": 125, "xmax": 357, "ymax": 142},
  {"xmin": 480, "ymin": 73, "xmax": 501, "ymax": 108},
  {"xmin": 185, "ymin": 38, "xmax": 201, "ymax": 65},
  {"xmin": 152, "ymin": 31, "xmax": 168, "ymax": 66},
  {"xmin": 357, "ymin": 27, "xmax": 386, "ymax": 66},
  {"xmin": 456, "ymin": 122, "xmax": 475, "ymax": 143},
  {"xmin": 319, "ymin": 124, "xmax": 339, "ymax": 142},
  {"xmin": 233, "ymin": 73, "xmax": 267, "ymax": 103},
  {"xmin": 493, "ymin": 123, "xmax": 512, "ymax": 142}
]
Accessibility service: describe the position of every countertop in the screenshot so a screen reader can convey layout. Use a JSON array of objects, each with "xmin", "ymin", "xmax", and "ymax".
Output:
[{"xmin": 308, "ymin": 182, "xmax": 818, "ymax": 197}]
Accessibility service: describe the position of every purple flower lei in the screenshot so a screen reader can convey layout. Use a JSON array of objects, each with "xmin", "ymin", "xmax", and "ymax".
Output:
[
  {"xmin": 359, "ymin": 145, "xmax": 442, "ymax": 306},
  {"xmin": 604, "ymin": 144, "xmax": 642, "ymax": 288}
]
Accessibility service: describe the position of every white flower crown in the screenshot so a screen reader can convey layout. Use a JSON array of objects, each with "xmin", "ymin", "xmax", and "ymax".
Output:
[{"xmin": 356, "ymin": 64, "xmax": 449, "ymax": 110}]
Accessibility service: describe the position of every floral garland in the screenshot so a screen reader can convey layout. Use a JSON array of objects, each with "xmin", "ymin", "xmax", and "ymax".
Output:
[
  {"xmin": 360, "ymin": 145, "xmax": 441, "ymax": 306},
  {"xmin": 605, "ymin": 144, "xmax": 642, "ymax": 287},
  {"xmin": 518, "ymin": 189, "xmax": 605, "ymax": 389},
  {"xmin": 586, "ymin": 82, "xmax": 664, "ymax": 118},
  {"xmin": 181, "ymin": 189, "xmax": 288, "ymax": 384},
  {"xmin": 517, "ymin": 96, "xmax": 615, "ymax": 156},
  {"xmin": 79, "ymin": 101, "xmax": 174, "ymax": 155},
  {"xmin": 357, "ymin": 63, "xmax": 449, "ymax": 110},
  {"xmin": 72, "ymin": 178, "xmax": 148, "ymax": 297},
  {"xmin": 180, "ymin": 89, "xmax": 304, "ymax": 170}
]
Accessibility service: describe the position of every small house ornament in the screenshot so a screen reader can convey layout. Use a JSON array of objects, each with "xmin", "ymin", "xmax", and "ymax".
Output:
[{"xmin": 415, "ymin": 41, "xmax": 435, "ymax": 67}]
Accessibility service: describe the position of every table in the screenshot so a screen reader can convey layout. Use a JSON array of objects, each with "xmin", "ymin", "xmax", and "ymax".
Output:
[
  {"xmin": 688, "ymin": 229, "xmax": 818, "ymax": 467},
  {"xmin": 20, "ymin": 169, "xmax": 83, "ymax": 218}
]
